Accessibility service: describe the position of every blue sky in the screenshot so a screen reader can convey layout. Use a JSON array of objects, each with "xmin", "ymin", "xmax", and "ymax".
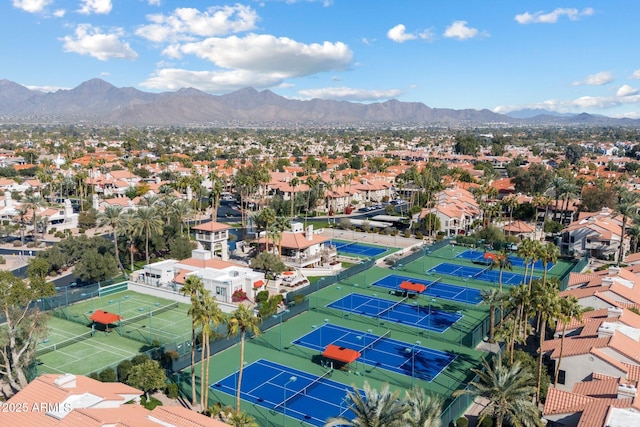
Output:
[{"xmin": 3, "ymin": 1, "xmax": 640, "ymax": 118}]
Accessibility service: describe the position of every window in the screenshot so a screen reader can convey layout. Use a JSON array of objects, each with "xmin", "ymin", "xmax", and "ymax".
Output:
[{"xmin": 557, "ymin": 369, "xmax": 566, "ymax": 385}]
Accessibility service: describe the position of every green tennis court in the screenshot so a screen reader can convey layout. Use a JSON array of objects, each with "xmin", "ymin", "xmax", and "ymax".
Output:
[
  {"xmin": 51, "ymin": 290, "xmax": 192, "ymax": 345},
  {"xmin": 36, "ymin": 316, "xmax": 144, "ymax": 376}
]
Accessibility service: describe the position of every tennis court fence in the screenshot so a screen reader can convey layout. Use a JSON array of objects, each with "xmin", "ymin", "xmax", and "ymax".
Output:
[{"xmin": 120, "ymin": 302, "xmax": 179, "ymax": 326}]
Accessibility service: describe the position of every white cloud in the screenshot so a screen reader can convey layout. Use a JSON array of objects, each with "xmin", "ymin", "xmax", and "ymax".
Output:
[
  {"xmin": 147, "ymin": 0, "xmax": 161, "ymax": 5},
  {"xmin": 387, "ymin": 24, "xmax": 416, "ymax": 43},
  {"xmin": 298, "ymin": 87, "xmax": 402, "ymax": 101},
  {"xmin": 572, "ymin": 71, "xmax": 614, "ymax": 86},
  {"xmin": 136, "ymin": 5, "xmax": 259, "ymax": 43},
  {"xmin": 12, "ymin": 0, "xmax": 52, "ymax": 13},
  {"xmin": 494, "ymin": 92, "xmax": 640, "ymax": 115},
  {"xmin": 443, "ymin": 21, "xmax": 484, "ymax": 40},
  {"xmin": 60, "ymin": 24, "xmax": 138, "ymax": 61},
  {"xmin": 142, "ymin": 34, "xmax": 352, "ymax": 92},
  {"xmin": 77, "ymin": 0, "xmax": 112, "ymax": 15},
  {"xmin": 630, "ymin": 70, "xmax": 640, "ymax": 79},
  {"xmin": 24, "ymin": 84, "xmax": 68, "ymax": 92},
  {"xmin": 617, "ymin": 85, "xmax": 639, "ymax": 97},
  {"xmin": 171, "ymin": 34, "xmax": 352, "ymax": 77},
  {"xmin": 53, "ymin": 9, "xmax": 65, "ymax": 17},
  {"xmin": 515, "ymin": 7, "xmax": 594, "ymax": 24}
]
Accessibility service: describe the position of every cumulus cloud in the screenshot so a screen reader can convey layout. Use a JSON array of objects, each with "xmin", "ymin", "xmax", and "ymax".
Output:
[
  {"xmin": 617, "ymin": 85, "xmax": 639, "ymax": 97},
  {"xmin": 630, "ymin": 70, "xmax": 640, "ymax": 79},
  {"xmin": 298, "ymin": 87, "xmax": 402, "ymax": 101},
  {"xmin": 142, "ymin": 34, "xmax": 352, "ymax": 92},
  {"xmin": 24, "ymin": 84, "xmax": 69, "ymax": 92},
  {"xmin": 12, "ymin": 0, "xmax": 52, "ymax": 13},
  {"xmin": 53, "ymin": 9, "xmax": 65, "ymax": 17},
  {"xmin": 136, "ymin": 5, "xmax": 259, "ymax": 43},
  {"xmin": 572, "ymin": 71, "xmax": 614, "ymax": 86},
  {"xmin": 77, "ymin": 0, "xmax": 112, "ymax": 15},
  {"xmin": 387, "ymin": 24, "xmax": 416, "ymax": 43},
  {"xmin": 515, "ymin": 7, "xmax": 594, "ymax": 24},
  {"xmin": 443, "ymin": 21, "xmax": 485, "ymax": 40},
  {"xmin": 387, "ymin": 24, "xmax": 434, "ymax": 43},
  {"xmin": 493, "ymin": 91, "xmax": 640, "ymax": 115},
  {"xmin": 60, "ymin": 24, "xmax": 138, "ymax": 61}
]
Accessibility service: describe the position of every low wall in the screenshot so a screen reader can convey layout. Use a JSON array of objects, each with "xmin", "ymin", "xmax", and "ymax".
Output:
[{"xmin": 127, "ymin": 282, "xmax": 191, "ymax": 304}]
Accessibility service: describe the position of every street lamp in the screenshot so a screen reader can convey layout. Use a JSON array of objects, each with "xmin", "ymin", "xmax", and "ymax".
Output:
[
  {"xmin": 336, "ymin": 286, "xmax": 345, "ymax": 316},
  {"xmin": 404, "ymin": 340, "xmax": 422, "ymax": 388},
  {"xmin": 283, "ymin": 376, "xmax": 297, "ymax": 427},
  {"xmin": 272, "ymin": 309, "xmax": 290, "ymax": 351},
  {"xmin": 312, "ymin": 319, "xmax": 329, "ymax": 348}
]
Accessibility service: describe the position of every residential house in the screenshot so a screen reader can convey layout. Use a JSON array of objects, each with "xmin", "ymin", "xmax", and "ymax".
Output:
[
  {"xmin": 2, "ymin": 373, "xmax": 225, "ymax": 426},
  {"xmin": 256, "ymin": 222, "xmax": 335, "ymax": 269},
  {"xmin": 192, "ymin": 220, "xmax": 231, "ymax": 261},
  {"xmin": 559, "ymin": 208, "xmax": 625, "ymax": 260}
]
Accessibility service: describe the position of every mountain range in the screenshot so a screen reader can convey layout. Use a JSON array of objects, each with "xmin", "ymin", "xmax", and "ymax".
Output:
[{"xmin": 0, "ymin": 78, "xmax": 637, "ymax": 127}]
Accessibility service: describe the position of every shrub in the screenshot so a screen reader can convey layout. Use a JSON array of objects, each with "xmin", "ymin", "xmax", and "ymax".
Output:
[
  {"xmin": 256, "ymin": 290, "xmax": 270, "ymax": 304},
  {"xmin": 293, "ymin": 294, "xmax": 305, "ymax": 305},
  {"xmin": 99, "ymin": 367, "xmax": 117, "ymax": 382},
  {"xmin": 88, "ymin": 372, "xmax": 99, "ymax": 380},
  {"xmin": 478, "ymin": 417, "xmax": 493, "ymax": 427},
  {"xmin": 415, "ymin": 231, "xmax": 423, "ymax": 239},
  {"xmin": 165, "ymin": 383, "xmax": 179, "ymax": 399},
  {"xmin": 231, "ymin": 289, "xmax": 247, "ymax": 302},
  {"xmin": 117, "ymin": 360, "xmax": 133, "ymax": 382},
  {"xmin": 26, "ymin": 242, "xmax": 36, "ymax": 248},
  {"xmin": 0, "ymin": 256, "xmax": 5, "ymax": 265},
  {"xmin": 13, "ymin": 240, "xmax": 21, "ymax": 247},
  {"xmin": 456, "ymin": 417, "xmax": 469, "ymax": 427},
  {"xmin": 78, "ymin": 228, "xmax": 86, "ymax": 234},
  {"xmin": 131, "ymin": 354, "xmax": 150, "ymax": 366}
]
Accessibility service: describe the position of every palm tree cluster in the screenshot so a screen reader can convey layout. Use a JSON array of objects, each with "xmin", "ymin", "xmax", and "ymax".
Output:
[
  {"xmin": 179, "ymin": 276, "xmax": 262, "ymax": 419},
  {"xmin": 325, "ymin": 382, "xmax": 444, "ymax": 427}
]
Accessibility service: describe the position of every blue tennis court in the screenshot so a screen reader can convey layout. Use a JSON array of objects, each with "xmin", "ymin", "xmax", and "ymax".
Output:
[
  {"xmin": 328, "ymin": 240, "xmax": 386, "ymax": 257},
  {"xmin": 327, "ymin": 293, "xmax": 462, "ymax": 333},
  {"xmin": 428, "ymin": 262, "xmax": 535, "ymax": 285},
  {"xmin": 456, "ymin": 249, "xmax": 553, "ymax": 270},
  {"xmin": 211, "ymin": 359, "xmax": 356, "ymax": 426},
  {"xmin": 293, "ymin": 323, "xmax": 456, "ymax": 382},
  {"xmin": 373, "ymin": 274, "xmax": 482, "ymax": 304}
]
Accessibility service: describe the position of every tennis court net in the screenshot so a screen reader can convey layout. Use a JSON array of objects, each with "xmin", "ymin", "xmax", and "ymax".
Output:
[
  {"xmin": 120, "ymin": 302, "xmax": 179, "ymax": 326},
  {"xmin": 37, "ymin": 331, "xmax": 93, "ymax": 356},
  {"xmin": 360, "ymin": 330, "xmax": 391, "ymax": 353},
  {"xmin": 377, "ymin": 297, "xmax": 408, "ymax": 318},
  {"xmin": 274, "ymin": 368, "xmax": 333, "ymax": 410},
  {"xmin": 473, "ymin": 265, "xmax": 491, "ymax": 279}
]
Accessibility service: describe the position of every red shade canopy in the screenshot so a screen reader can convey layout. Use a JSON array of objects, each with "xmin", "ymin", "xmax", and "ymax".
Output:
[
  {"xmin": 89, "ymin": 310, "xmax": 123, "ymax": 325},
  {"xmin": 399, "ymin": 280, "xmax": 426, "ymax": 293},
  {"xmin": 322, "ymin": 344, "xmax": 361, "ymax": 363},
  {"xmin": 253, "ymin": 280, "xmax": 265, "ymax": 289},
  {"xmin": 483, "ymin": 252, "xmax": 497, "ymax": 261}
]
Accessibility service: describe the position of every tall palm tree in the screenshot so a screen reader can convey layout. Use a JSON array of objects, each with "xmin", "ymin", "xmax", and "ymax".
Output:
[
  {"xmin": 179, "ymin": 275, "xmax": 205, "ymax": 406},
  {"xmin": 403, "ymin": 386, "xmax": 443, "ymax": 427},
  {"xmin": 195, "ymin": 293, "xmax": 224, "ymax": 410},
  {"xmin": 15, "ymin": 205, "xmax": 28, "ymax": 246},
  {"xmin": 227, "ymin": 305, "xmax": 262, "ymax": 414},
  {"xmin": 290, "ymin": 176, "xmax": 299, "ymax": 219},
  {"xmin": 614, "ymin": 188, "xmax": 639, "ymax": 265},
  {"xmin": 172, "ymin": 199, "xmax": 193, "ymax": 236},
  {"xmin": 274, "ymin": 217, "xmax": 290, "ymax": 259},
  {"xmin": 528, "ymin": 240, "xmax": 544, "ymax": 289},
  {"xmin": 257, "ymin": 207, "xmax": 276, "ymax": 253},
  {"xmin": 554, "ymin": 296, "xmax": 583, "ymax": 386},
  {"xmin": 490, "ymin": 250, "xmax": 512, "ymax": 319},
  {"xmin": 481, "ymin": 289, "xmax": 504, "ymax": 343},
  {"xmin": 540, "ymin": 243, "xmax": 560, "ymax": 285},
  {"xmin": 453, "ymin": 356, "xmax": 541, "ymax": 427},
  {"xmin": 23, "ymin": 194, "xmax": 44, "ymax": 244},
  {"xmin": 551, "ymin": 176, "xmax": 566, "ymax": 222},
  {"xmin": 98, "ymin": 205, "xmax": 126, "ymax": 275},
  {"xmin": 532, "ymin": 280, "xmax": 561, "ymax": 403},
  {"xmin": 134, "ymin": 207, "xmax": 163, "ymax": 265},
  {"xmin": 325, "ymin": 382, "xmax": 407, "ymax": 427},
  {"xmin": 516, "ymin": 239, "xmax": 535, "ymax": 285}
]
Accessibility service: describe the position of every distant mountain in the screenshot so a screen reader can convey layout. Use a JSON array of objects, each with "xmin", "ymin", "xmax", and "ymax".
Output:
[
  {"xmin": 0, "ymin": 78, "xmax": 637, "ymax": 127},
  {"xmin": 505, "ymin": 108, "xmax": 576, "ymax": 119}
]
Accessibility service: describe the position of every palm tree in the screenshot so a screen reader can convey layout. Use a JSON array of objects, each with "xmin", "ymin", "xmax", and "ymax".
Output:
[
  {"xmin": 290, "ymin": 176, "xmax": 299, "ymax": 219},
  {"xmin": 502, "ymin": 195, "xmax": 518, "ymax": 224},
  {"xmin": 257, "ymin": 207, "xmax": 276, "ymax": 253},
  {"xmin": 121, "ymin": 213, "xmax": 138, "ymax": 272},
  {"xmin": 532, "ymin": 280, "xmax": 561, "ymax": 403},
  {"xmin": 539, "ymin": 243, "xmax": 560, "ymax": 285},
  {"xmin": 325, "ymin": 382, "xmax": 407, "ymax": 427},
  {"xmin": 453, "ymin": 356, "xmax": 542, "ymax": 427},
  {"xmin": 551, "ymin": 176, "xmax": 566, "ymax": 222},
  {"xmin": 172, "ymin": 199, "xmax": 193, "ymax": 236},
  {"xmin": 554, "ymin": 296, "xmax": 583, "ymax": 386},
  {"xmin": 274, "ymin": 217, "xmax": 290, "ymax": 258},
  {"xmin": 528, "ymin": 240, "xmax": 543, "ymax": 289},
  {"xmin": 490, "ymin": 250, "xmax": 512, "ymax": 317},
  {"xmin": 227, "ymin": 305, "xmax": 262, "ymax": 414},
  {"xmin": 15, "ymin": 205, "xmax": 28, "ymax": 246},
  {"xmin": 194, "ymin": 293, "xmax": 224, "ymax": 410},
  {"xmin": 179, "ymin": 275, "xmax": 205, "ymax": 406},
  {"xmin": 98, "ymin": 205, "xmax": 126, "ymax": 275},
  {"xmin": 403, "ymin": 386, "xmax": 443, "ymax": 427},
  {"xmin": 481, "ymin": 289, "xmax": 504, "ymax": 343},
  {"xmin": 134, "ymin": 207, "xmax": 163, "ymax": 265},
  {"xmin": 23, "ymin": 194, "xmax": 44, "ymax": 244},
  {"xmin": 614, "ymin": 188, "xmax": 639, "ymax": 265},
  {"xmin": 517, "ymin": 239, "xmax": 535, "ymax": 285}
]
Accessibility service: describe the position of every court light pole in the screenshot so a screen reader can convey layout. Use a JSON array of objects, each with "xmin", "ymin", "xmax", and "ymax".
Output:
[
  {"xmin": 404, "ymin": 340, "xmax": 422, "ymax": 388},
  {"xmin": 272, "ymin": 309, "xmax": 290, "ymax": 351},
  {"xmin": 427, "ymin": 298, "xmax": 436, "ymax": 341},
  {"xmin": 336, "ymin": 286, "xmax": 345, "ymax": 316},
  {"xmin": 283, "ymin": 376, "xmax": 297, "ymax": 427}
]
